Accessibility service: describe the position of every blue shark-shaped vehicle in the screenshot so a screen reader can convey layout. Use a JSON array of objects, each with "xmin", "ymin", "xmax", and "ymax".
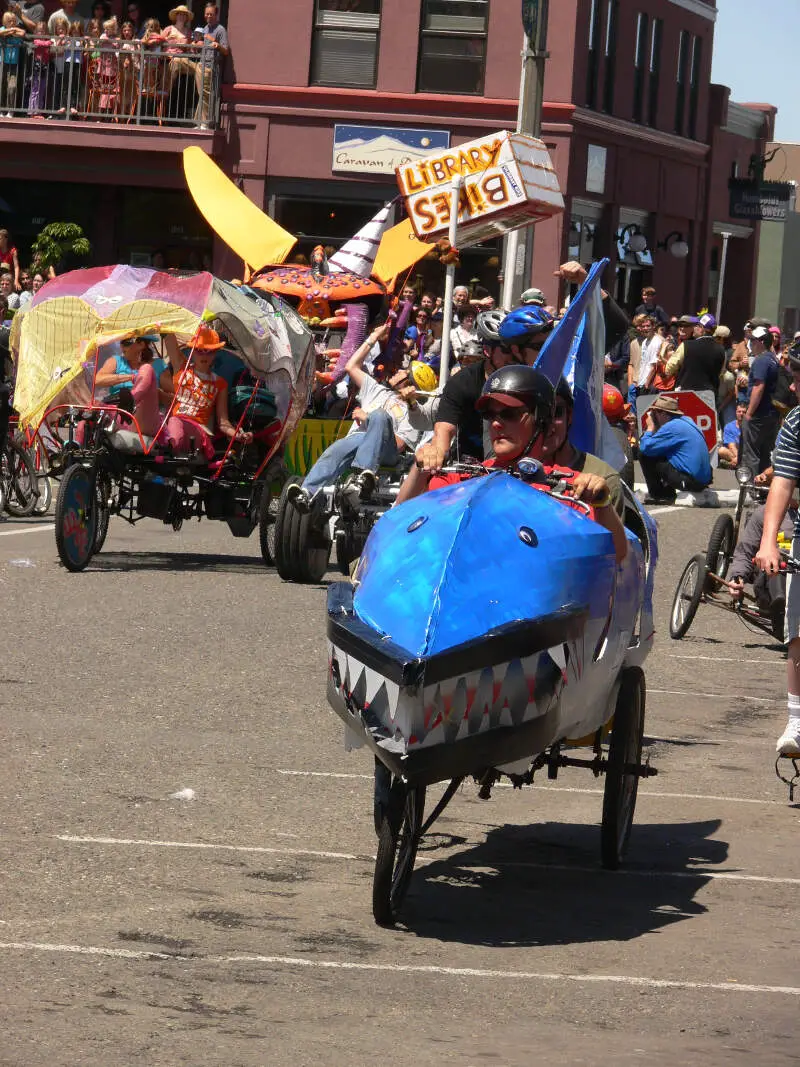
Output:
[{"xmin": 326, "ymin": 467, "xmax": 659, "ymax": 925}]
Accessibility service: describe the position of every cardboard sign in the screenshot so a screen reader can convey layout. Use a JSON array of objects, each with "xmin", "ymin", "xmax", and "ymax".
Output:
[{"xmin": 395, "ymin": 131, "xmax": 564, "ymax": 247}]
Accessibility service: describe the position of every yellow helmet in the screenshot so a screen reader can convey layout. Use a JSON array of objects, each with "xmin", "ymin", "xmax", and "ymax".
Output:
[{"xmin": 409, "ymin": 360, "xmax": 438, "ymax": 392}]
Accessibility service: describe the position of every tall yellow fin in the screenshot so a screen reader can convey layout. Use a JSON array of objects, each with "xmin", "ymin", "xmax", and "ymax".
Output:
[
  {"xmin": 183, "ymin": 146, "xmax": 297, "ymax": 270},
  {"xmin": 372, "ymin": 219, "xmax": 431, "ymax": 289}
]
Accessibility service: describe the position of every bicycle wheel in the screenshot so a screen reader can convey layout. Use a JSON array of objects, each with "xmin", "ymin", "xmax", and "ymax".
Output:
[
  {"xmin": 669, "ymin": 553, "xmax": 707, "ymax": 640},
  {"xmin": 705, "ymin": 514, "xmax": 735, "ymax": 581},
  {"xmin": 601, "ymin": 667, "xmax": 645, "ymax": 870},
  {"xmin": 55, "ymin": 464, "xmax": 97, "ymax": 572},
  {"xmin": 3, "ymin": 439, "xmax": 39, "ymax": 517}
]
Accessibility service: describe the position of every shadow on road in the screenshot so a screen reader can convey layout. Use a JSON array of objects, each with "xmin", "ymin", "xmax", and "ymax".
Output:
[
  {"xmin": 88, "ymin": 551, "xmax": 267, "ymax": 574},
  {"xmin": 404, "ymin": 818, "xmax": 726, "ymax": 946}
]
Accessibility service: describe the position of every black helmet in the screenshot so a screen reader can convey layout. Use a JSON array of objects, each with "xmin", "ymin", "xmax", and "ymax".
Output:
[{"xmin": 476, "ymin": 365, "xmax": 555, "ymax": 425}]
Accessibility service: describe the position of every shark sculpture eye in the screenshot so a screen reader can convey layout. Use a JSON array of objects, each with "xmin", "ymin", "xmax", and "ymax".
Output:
[
  {"xmin": 407, "ymin": 515, "xmax": 428, "ymax": 533},
  {"xmin": 518, "ymin": 526, "xmax": 538, "ymax": 547}
]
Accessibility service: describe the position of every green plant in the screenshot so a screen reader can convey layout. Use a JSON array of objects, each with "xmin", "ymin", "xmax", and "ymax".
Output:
[{"xmin": 29, "ymin": 222, "xmax": 92, "ymax": 271}]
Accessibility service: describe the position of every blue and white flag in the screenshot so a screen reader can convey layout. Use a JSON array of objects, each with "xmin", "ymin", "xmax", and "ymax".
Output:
[{"xmin": 534, "ymin": 258, "xmax": 624, "ymax": 470}]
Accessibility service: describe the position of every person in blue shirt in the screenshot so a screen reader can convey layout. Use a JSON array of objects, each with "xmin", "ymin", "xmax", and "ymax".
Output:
[
  {"xmin": 718, "ymin": 400, "xmax": 746, "ymax": 468},
  {"xmin": 638, "ymin": 393, "xmax": 712, "ymax": 503}
]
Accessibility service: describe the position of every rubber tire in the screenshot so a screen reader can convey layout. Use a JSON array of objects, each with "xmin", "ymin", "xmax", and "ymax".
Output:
[
  {"xmin": 669, "ymin": 553, "xmax": 707, "ymax": 639},
  {"xmin": 372, "ymin": 780, "xmax": 426, "ymax": 927},
  {"xmin": 273, "ymin": 475, "xmax": 331, "ymax": 583},
  {"xmin": 55, "ymin": 465, "xmax": 97, "ymax": 572},
  {"xmin": 258, "ymin": 482, "xmax": 277, "ymax": 565},
  {"xmin": 705, "ymin": 513, "xmax": 735, "ymax": 582},
  {"xmin": 93, "ymin": 472, "xmax": 112, "ymax": 554},
  {"xmin": 601, "ymin": 667, "xmax": 645, "ymax": 870},
  {"xmin": 3, "ymin": 439, "xmax": 38, "ymax": 517},
  {"xmin": 33, "ymin": 476, "xmax": 53, "ymax": 516}
]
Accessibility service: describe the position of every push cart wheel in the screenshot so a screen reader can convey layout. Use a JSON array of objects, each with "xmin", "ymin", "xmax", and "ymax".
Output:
[
  {"xmin": 601, "ymin": 666, "xmax": 645, "ymax": 870},
  {"xmin": 54, "ymin": 464, "xmax": 98, "ymax": 572},
  {"xmin": 33, "ymin": 475, "xmax": 53, "ymax": 516},
  {"xmin": 93, "ymin": 472, "xmax": 112, "ymax": 554},
  {"xmin": 3, "ymin": 438, "xmax": 38, "ymax": 517},
  {"xmin": 274, "ymin": 476, "xmax": 331, "ymax": 583},
  {"xmin": 372, "ymin": 777, "xmax": 426, "ymax": 927},
  {"xmin": 705, "ymin": 514, "xmax": 735, "ymax": 581},
  {"xmin": 669, "ymin": 553, "xmax": 707, "ymax": 639}
]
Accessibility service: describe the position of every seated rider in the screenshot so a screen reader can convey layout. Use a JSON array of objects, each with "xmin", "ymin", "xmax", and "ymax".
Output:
[
  {"xmin": 94, "ymin": 332, "xmax": 163, "ymax": 438},
  {"xmin": 287, "ymin": 320, "xmax": 438, "ymax": 513},
  {"xmin": 727, "ymin": 469, "xmax": 796, "ymax": 621},
  {"xmin": 397, "ymin": 364, "xmax": 628, "ymax": 563},
  {"xmin": 162, "ymin": 326, "xmax": 252, "ymax": 458}
]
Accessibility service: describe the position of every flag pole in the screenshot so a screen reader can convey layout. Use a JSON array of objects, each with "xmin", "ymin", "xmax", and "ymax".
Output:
[{"xmin": 438, "ymin": 174, "xmax": 463, "ymax": 388}]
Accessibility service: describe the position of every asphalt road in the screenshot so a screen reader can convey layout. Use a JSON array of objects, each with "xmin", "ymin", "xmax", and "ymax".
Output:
[{"xmin": 0, "ymin": 496, "xmax": 797, "ymax": 1067}]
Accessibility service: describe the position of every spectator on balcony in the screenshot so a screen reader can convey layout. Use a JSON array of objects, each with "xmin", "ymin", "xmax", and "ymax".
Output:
[
  {"xmin": 125, "ymin": 1, "xmax": 145, "ymax": 39},
  {"xmin": 0, "ymin": 11, "xmax": 25, "ymax": 116},
  {"xmin": 48, "ymin": 0, "xmax": 82, "ymax": 34},
  {"xmin": 6, "ymin": 2, "xmax": 44, "ymax": 35},
  {"xmin": 162, "ymin": 4, "xmax": 193, "ymax": 114},
  {"xmin": 84, "ymin": 16, "xmax": 102, "ymax": 40},
  {"xmin": 64, "ymin": 20, "xmax": 83, "ymax": 113},
  {"xmin": 118, "ymin": 20, "xmax": 136, "ymax": 114},
  {"xmin": 49, "ymin": 16, "xmax": 69, "ymax": 113},
  {"xmin": 89, "ymin": 1, "xmax": 110, "ymax": 22}
]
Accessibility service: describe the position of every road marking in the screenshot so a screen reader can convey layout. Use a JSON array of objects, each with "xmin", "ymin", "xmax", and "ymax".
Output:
[
  {"xmin": 56, "ymin": 834, "xmax": 798, "ymax": 883},
  {"xmin": 55, "ymin": 834, "xmax": 361, "ymax": 861},
  {"xmin": 0, "ymin": 940, "xmax": 797, "ymax": 996},
  {"xmin": 650, "ymin": 506, "xmax": 682, "ymax": 516},
  {"xmin": 278, "ymin": 769, "xmax": 782, "ymax": 805},
  {"xmin": 665, "ymin": 654, "xmax": 780, "ymax": 665},
  {"xmin": 649, "ymin": 688, "xmax": 773, "ymax": 703},
  {"xmin": 0, "ymin": 523, "xmax": 54, "ymax": 539}
]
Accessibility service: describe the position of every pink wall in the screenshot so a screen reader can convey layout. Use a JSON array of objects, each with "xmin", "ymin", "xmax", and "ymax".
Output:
[
  {"xmin": 228, "ymin": 0, "xmax": 314, "ymax": 87},
  {"xmin": 377, "ymin": 0, "xmax": 422, "ymax": 95}
]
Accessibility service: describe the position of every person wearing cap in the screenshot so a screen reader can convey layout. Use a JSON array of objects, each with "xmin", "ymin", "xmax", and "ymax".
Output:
[
  {"xmin": 637, "ymin": 394, "xmax": 712, "ymax": 503},
  {"xmin": 740, "ymin": 325, "xmax": 780, "ymax": 474},
  {"xmin": 520, "ymin": 287, "xmax": 546, "ymax": 307},
  {"xmin": 755, "ymin": 375, "xmax": 800, "ymax": 754},
  {"xmin": 633, "ymin": 286, "xmax": 669, "ymax": 328},
  {"xmin": 95, "ymin": 332, "xmax": 163, "ymax": 438},
  {"xmin": 162, "ymin": 326, "xmax": 252, "ymax": 458},
  {"xmin": 670, "ymin": 313, "xmax": 725, "ymax": 396},
  {"xmin": 663, "ymin": 315, "xmax": 696, "ymax": 380}
]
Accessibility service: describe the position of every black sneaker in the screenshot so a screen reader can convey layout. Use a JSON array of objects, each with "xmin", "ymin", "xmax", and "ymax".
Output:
[{"xmin": 286, "ymin": 482, "xmax": 311, "ymax": 514}]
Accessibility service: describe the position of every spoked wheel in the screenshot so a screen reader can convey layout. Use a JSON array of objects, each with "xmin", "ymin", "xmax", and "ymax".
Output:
[
  {"xmin": 93, "ymin": 472, "xmax": 112, "ymax": 554},
  {"xmin": 705, "ymin": 514, "xmax": 735, "ymax": 581},
  {"xmin": 601, "ymin": 667, "xmax": 645, "ymax": 870},
  {"xmin": 16, "ymin": 432, "xmax": 52, "ymax": 516},
  {"xmin": 273, "ymin": 475, "xmax": 331, "ymax": 583},
  {"xmin": 257, "ymin": 483, "xmax": 279, "ymax": 565},
  {"xmin": 373, "ymin": 774, "xmax": 426, "ymax": 927},
  {"xmin": 54, "ymin": 464, "xmax": 98, "ymax": 572},
  {"xmin": 669, "ymin": 553, "xmax": 707, "ymax": 639},
  {"xmin": 3, "ymin": 438, "xmax": 39, "ymax": 517},
  {"xmin": 34, "ymin": 475, "xmax": 53, "ymax": 516}
]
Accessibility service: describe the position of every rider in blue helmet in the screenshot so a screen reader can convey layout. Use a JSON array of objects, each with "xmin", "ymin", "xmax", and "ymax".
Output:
[{"xmin": 417, "ymin": 303, "xmax": 556, "ymax": 471}]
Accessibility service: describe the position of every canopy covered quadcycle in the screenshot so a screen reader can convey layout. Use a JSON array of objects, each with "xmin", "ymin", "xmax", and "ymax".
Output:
[{"xmin": 12, "ymin": 266, "xmax": 315, "ymax": 571}]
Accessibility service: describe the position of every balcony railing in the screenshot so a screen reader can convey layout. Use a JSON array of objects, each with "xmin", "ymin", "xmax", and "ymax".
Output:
[{"xmin": 0, "ymin": 36, "xmax": 220, "ymax": 128}]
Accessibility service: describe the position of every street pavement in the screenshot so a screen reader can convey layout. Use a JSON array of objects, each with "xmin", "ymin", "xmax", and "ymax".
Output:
[{"xmin": 0, "ymin": 495, "xmax": 797, "ymax": 1066}]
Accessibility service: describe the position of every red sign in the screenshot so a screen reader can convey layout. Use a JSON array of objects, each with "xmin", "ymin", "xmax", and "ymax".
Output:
[{"xmin": 635, "ymin": 390, "xmax": 718, "ymax": 453}]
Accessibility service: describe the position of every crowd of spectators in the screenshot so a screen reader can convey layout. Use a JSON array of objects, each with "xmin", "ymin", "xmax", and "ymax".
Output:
[{"xmin": 0, "ymin": 0, "xmax": 227, "ymax": 125}]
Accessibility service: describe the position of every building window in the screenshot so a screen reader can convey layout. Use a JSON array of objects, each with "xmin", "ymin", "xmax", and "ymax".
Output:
[
  {"xmin": 310, "ymin": 0, "xmax": 382, "ymax": 90},
  {"xmin": 647, "ymin": 18, "xmax": 662, "ymax": 127},
  {"xmin": 675, "ymin": 29, "xmax": 689, "ymax": 135},
  {"xmin": 417, "ymin": 0, "xmax": 489, "ymax": 95},
  {"xmin": 688, "ymin": 35, "xmax": 702, "ymax": 139},
  {"xmin": 602, "ymin": 0, "xmax": 618, "ymax": 114},
  {"xmin": 632, "ymin": 12, "xmax": 648, "ymax": 124},
  {"xmin": 586, "ymin": 0, "xmax": 600, "ymax": 108}
]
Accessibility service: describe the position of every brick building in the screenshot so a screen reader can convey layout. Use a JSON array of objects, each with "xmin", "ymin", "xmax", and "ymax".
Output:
[{"xmin": 0, "ymin": 0, "xmax": 775, "ymax": 321}]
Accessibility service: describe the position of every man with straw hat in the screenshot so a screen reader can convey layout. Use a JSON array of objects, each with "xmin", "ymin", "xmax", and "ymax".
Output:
[{"xmin": 637, "ymin": 394, "xmax": 712, "ymax": 504}]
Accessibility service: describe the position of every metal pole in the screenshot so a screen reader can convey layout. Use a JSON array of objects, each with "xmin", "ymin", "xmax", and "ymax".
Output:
[
  {"xmin": 438, "ymin": 174, "xmax": 463, "ymax": 388},
  {"xmin": 500, "ymin": 0, "xmax": 549, "ymax": 310},
  {"xmin": 716, "ymin": 231, "xmax": 731, "ymax": 322}
]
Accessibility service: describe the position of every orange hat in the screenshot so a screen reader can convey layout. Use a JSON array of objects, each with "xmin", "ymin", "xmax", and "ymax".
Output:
[{"xmin": 192, "ymin": 324, "xmax": 225, "ymax": 350}]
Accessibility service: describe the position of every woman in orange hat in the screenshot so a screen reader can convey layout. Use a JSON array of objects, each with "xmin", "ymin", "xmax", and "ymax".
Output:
[{"xmin": 163, "ymin": 325, "xmax": 252, "ymax": 458}]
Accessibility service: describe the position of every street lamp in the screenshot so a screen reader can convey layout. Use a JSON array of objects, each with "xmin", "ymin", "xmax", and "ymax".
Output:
[
  {"xmin": 616, "ymin": 224, "xmax": 648, "ymax": 253},
  {"xmin": 657, "ymin": 230, "xmax": 690, "ymax": 259}
]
